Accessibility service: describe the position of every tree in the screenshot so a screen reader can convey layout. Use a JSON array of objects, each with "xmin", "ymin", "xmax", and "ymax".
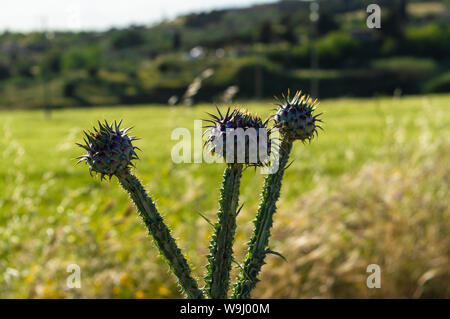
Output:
[
  {"xmin": 381, "ymin": 0, "xmax": 408, "ymax": 39},
  {"xmin": 279, "ymin": 15, "xmax": 297, "ymax": 44},
  {"xmin": 41, "ymin": 51, "xmax": 62, "ymax": 74},
  {"xmin": 173, "ymin": 30, "xmax": 182, "ymax": 50},
  {"xmin": 258, "ymin": 21, "xmax": 274, "ymax": 44},
  {"xmin": 0, "ymin": 63, "xmax": 10, "ymax": 80},
  {"xmin": 111, "ymin": 28, "xmax": 145, "ymax": 49},
  {"xmin": 317, "ymin": 12, "xmax": 339, "ymax": 36}
]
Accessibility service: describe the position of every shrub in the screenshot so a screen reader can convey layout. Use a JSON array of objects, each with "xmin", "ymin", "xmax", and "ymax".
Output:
[
  {"xmin": 372, "ymin": 56, "xmax": 438, "ymax": 76},
  {"xmin": 110, "ymin": 29, "xmax": 145, "ymax": 49},
  {"xmin": 405, "ymin": 23, "xmax": 450, "ymax": 59},
  {"xmin": 371, "ymin": 56, "xmax": 440, "ymax": 94},
  {"xmin": 41, "ymin": 51, "xmax": 62, "ymax": 74},
  {"xmin": 263, "ymin": 43, "xmax": 310, "ymax": 68},
  {"xmin": 424, "ymin": 72, "xmax": 450, "ymax": 93},
  {"xmin": 316, "ymin": 32, "xmax": 361, "ymax": 68},
  {"xmin": 0, "ymin": 63, "xmax": 10, "ymax": 80},
  {"xmin": 61, "ymin": 47, "xmax": 102, "ymax": 73}
]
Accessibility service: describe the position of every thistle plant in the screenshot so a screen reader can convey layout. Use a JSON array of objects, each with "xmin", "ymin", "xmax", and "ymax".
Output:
[
  {"xmin": 232, "ymin": 90, "xmax": 322, "ymax": 299},
  {"xmin": 77, "ymin": 120, "xmax": 203, "ymax": 299},
  {"xmin": 76, "ymin": 90, "xmax": 321, "ymax": 299},
  {"xmin": 203, "ymin": 108, "xmax": 272, "ymax": 299}
]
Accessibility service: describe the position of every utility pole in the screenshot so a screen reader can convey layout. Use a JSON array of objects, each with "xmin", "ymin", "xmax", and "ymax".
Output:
[
  {"xmin": 41, "ymin": 17, "xmax": 52, "ymax": 119},
  {"xmin": 309, "ymin": 1, "xmax": 319, "ymax": 99},
  {"xmin": 255, "ymin": 65, "xmax": 263, "ymax": 99}
]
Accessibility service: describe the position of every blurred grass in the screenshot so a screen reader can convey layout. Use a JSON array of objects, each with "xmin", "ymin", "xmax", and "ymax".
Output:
[{"xmin": 0, "ymin": 94, "xmax": 449, "ymax": 298}]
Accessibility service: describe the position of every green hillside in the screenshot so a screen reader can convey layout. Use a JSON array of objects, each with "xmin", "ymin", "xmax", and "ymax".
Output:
[{"xmin": 1, "ymin": 0, "xmax": 449, "ymax": 109}]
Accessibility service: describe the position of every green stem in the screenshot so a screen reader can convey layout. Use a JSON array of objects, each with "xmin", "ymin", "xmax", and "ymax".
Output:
[
  {"xmin": 204, "ymin": 164, "xmax": 243, "ymax": 299},
  {"xmin": 117, "ymin": 171, "xmax": 203, "ymax": 299},
  {"xmin": 232, "ymin": 138, "xmax": 293, "ymax": 299}
]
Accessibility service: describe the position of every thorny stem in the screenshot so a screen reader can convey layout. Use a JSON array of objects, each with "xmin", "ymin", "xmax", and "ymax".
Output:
[
  {"xmin": 205, "ymin": 164, "xmax": 243, "ymax": 299},
  {"xmin": 232, "ymin": 138, "xmax": 293, "ymax": 299},
  {"xmin": 117, "ymin": 171, "xmax": 203, "ymax": 299}
]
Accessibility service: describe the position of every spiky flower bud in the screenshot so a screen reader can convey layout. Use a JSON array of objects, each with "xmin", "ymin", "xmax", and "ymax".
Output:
[
  {"xmin": 76, "ymin": 120, "xmax": 203, "ymax": 298},
  {"xmin": 274, "ymin": 90, "xmax": 322, "ymax": 142},
  {"xmin": 77, "ymin": 120, "xmax": 139, "ymax": 179},
  {"xmin": 233, "ymin": 90, "xmax": 324, "ymax": 299},
  {"xmin": 204, "ymin": 107, "xmax": 272, "ymax": 166}
]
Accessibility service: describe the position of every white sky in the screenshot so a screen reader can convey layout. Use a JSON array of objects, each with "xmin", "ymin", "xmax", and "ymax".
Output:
[{"xmin": 0, "ymin": 0, "xmax": 279, "ymax": 32}]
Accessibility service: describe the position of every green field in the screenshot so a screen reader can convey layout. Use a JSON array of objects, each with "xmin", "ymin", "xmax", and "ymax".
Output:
[{"xmin": 1, "ymin": 94, "xmax": 449, "ymax": 298}]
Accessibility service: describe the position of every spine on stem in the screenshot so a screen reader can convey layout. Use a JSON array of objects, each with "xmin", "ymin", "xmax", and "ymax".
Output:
[
  {"xmin": 203, "ymin": 107, "xmax": 272, "ymax": 299},
  {"xmin": 118, "ymin": 172, "xmax": 203, "ymax": 299},
  {"xmin": 204, "ymin": 164, "xmax": 243, "ymax": 299},
  {"xmin": 232, "ymin": 139, "xmax": 292, "ymax": 299},
  {"xmin": 232, "ymin": 90, "xmax": 321, "ymax": 299}
]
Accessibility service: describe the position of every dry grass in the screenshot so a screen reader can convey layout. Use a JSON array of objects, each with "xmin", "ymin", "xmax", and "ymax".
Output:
[{"xmin": 256, "ymin": 116, "xmax": 450, "ymax": 298}]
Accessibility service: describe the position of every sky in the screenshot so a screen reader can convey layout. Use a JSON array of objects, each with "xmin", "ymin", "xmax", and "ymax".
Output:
[{"xmin": 0, "ymin": 0, "xmax": 279, "ymax": 32}]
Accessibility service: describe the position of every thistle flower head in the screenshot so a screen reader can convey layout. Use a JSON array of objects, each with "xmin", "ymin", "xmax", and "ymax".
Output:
[
  {"xmin": 76, "ymin": 120, "xmax": 139, "ymax": 179},
  {"xmin": 274, "ymin": 90, "xmax": 322, "ymax": 142},
  {"xmin": 204, "ymin": 107, "xmax": 272, "ymax": 166}
]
